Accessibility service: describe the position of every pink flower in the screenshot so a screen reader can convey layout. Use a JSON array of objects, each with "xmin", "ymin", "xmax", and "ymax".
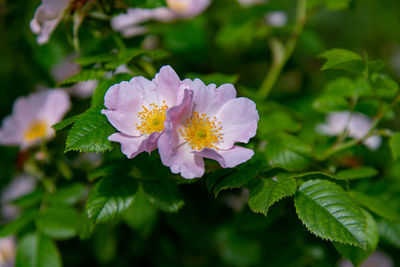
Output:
[
  {"xmin": 158, "ymin": 79, "xmax": 258, "ymax": 179},
  {"xmin": 0, "ymin": 90, "xmax": 71, "ymax": 150},
  {"xmin": 111, "ymin": 0, "xmax": 210, "ymax": 37},
  {"xmin": 102, "ymin": 65, "xmax": 190, "ymax": 158},
  {"xmin": 30, "ymin": 0, "xmax": 70, "ymax": 44}
]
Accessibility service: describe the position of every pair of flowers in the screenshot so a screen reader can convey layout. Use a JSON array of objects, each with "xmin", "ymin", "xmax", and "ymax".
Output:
[{"xmin": 102, "ymin": 66, "xmax": 259, "ymax": 179}]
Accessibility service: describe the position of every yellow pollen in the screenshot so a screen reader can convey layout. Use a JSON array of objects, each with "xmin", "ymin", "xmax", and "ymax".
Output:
[
  {"xmin": 136, "ymin": 101, "xmax": 168, "ymax": 134},
  {"xmin": 167, "ymin": 0, "xmax": 189, "ymax": 13},
  {"xmin": 179, "ymin": 112, "xmax": 223, "ymax": 151},
  {"xmin": 24, "ymin": 120, "xmax": 47, "ymax": 142}
]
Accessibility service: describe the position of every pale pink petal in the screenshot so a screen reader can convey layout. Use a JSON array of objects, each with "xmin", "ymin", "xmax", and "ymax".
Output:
[
  {"xmin": 111, "ymin": 8, "xmax": 154, "ymax": 31},
  {"xmin": 154, "ymin": 65, "xmax": 185, "ymax": 106},
  {"xmin": 216, "ymin": 98, "xmax": 258, "ymax": 149},
  {"xmin": 108, "ymin": 132, "xmax": 159, "ymax": 159},
  {"xmin": 0, "ymin": 116, "xmax": 23, "ymax": 146},
  {"xmin": 151, "ymin": 7, "xmax": 177, "ymax": 22},
  {"xmin": 364, "ymin": 135, "xmax": 382, "ymax": 151},
  {"xmin": 195, "ymin": 146, "xmax": 254, "ymax": 168},
  {"xmin": 166, "ymin": 0, "xmax": 210, "ymax": 17},
  {"xmin": 159, "ymin": 89, "xmax": 193, "ymax": 166},
  {"xmin": 169, "ymin": 143, "xmax": 205, "ymax": 179},
  {"xmin": 101, "ymin": 109, "xmax": 141, "ymax": 136},
  {"xmin": 69, "ymin": 80, "xmax": 98, "ymax": 98},
  {"xmin": 190, "ymin": 79, "xmax": 237, "ymax": 115},
  {"xmin": 39, "ymin": 89, "xmax": 71, "ymax": 126}
]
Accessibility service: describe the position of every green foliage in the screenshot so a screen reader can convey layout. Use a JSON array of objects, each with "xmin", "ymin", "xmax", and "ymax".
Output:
[
  {"xmin": 350, "ymin": 191, "xmax": 399, "ymax": 221},
  {"xmin": 336, "ymin": 167, "xmax": 378, "ymax": 180},
  {"xmin": 389, "ymin": 133, "xmax": 400, "ymax": 160},
  {"xmin": 248, "ymin": 173, "xmax": 297, "ymax": 216},
  {"xmin": 141, "ymin": 179, "xmax": 184, "ymax": 213},
  {"xmin": 295, "ymin": 179, "xmax": 367, "ymax": 247},
  {"xmin": 91, "ymin": 73, "xmax": 134, "ymax": 107},
  {"xmin": 16, "ymin": 233, "xmax": 62, "ymax": 267},
  {"xmin": 46, "ymin": 183, "xmax": 87, "ymax": 205},
  {"xmin": 85, "ymin": 176, "xmax": 139, "ymax": 224},
  {"xmin": 334, "ymin": 210, "xmax": 378, "ymax": 267},
  {"xmin": 320, "ymin": 49, "xmax": 365, "ymax": 72},
  {"xmin": 35, "ymin": 206, "xmax": 79, "ymax": 239},
  {"xmin": 58, "ymin": 69, "xmax": 105, "ymax": 86},
  {"xmin": 377, "ymin": 218, "xmax": 400, "ymax": 248},
  {"xmin": 258, "ymin": 110, "xmax": 301, "ymax": 136},
  {"xmin": 52, "ymin": 115, "xmax": 81, "ymax": 131},
  {"xmin": 312, "ymin": 95, "xmax": 350, "ymax": 113},
  {"xmin": 65, "ymin": 105, "xmax": 115, "ymax": 153},
  {"xmin": 0, "ymin": 210, "xmax": 37, "ymax": 237}
]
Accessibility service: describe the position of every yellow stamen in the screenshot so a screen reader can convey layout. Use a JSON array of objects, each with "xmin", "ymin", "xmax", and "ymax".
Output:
[
  {"xmin": 24, "ymin": 120, "xmax": 47, "ymax": 142},
  {"xmin": 136, "ymin": 101, "xmax": 168, "ymax": 134},
  {"xmin": 167, "ymin": 0, "xmax": 189, "ymax": 13},
  {"xmin": 179, "ymin": 112, "xmax": 223, "ymax": 151}
]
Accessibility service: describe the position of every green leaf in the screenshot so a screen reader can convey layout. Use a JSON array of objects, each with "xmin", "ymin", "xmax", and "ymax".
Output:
[
  {"xmin": 74, "ymin": 54, "xmax": 115, "ymax": 66},
  {"xmin": 334, "ymin": 210, "xmax": 378, "ymax": 267},
  {"xmin": 142, "ymin": 180, "xmax": 184, "ymax": 213},
  {"xmin": 123, "ymin": 188, "xmax": 158, "ymax": 235},
  {"xmin": 377, "ymin": 218, "xmax": 400, "ymax": 248},
  {"xmin": 325, "ymin": 0, "xmax": 351, "ymax": 10},
  {"xmin": 87, "ymin": 165, "xmax": 118, "ymax": 182},
  {"xmin": 336, "ymin": 167, "xmax": 378, "ymax": 180},
  {"xmin": 186, "ymin": 72, "xmax": 239, "ymax": 87},
  {"xmin": 211, "ymin": 166, "xmax": 258, "ymax": 197},
  {"xmin": 35, "ymin": 206, "xmax": 79, "ymax": 239},
  {"xmin": 320, "ymin": 49, "xmax": 365, "ymax": 72},
  {"xmin": 11, "ymin": 190, "xmax": 43, "ymax": 208},
  {"xmin": 0, "ymin": 210, "xmax": 37, "ymax": 237},
  {"xmin": 47, "ymin": 184, "xmax": 87, "ymax": 205},
  {"xmin": 91, "ymin": 73, "xmax": 133, "ymax": 107},
  {"xmin": 86, "ymin": 175, "xmax": 139, "ymax": 224},
  {"xmin": 372, "ymin": 74, "xmax": 399, "ymax": 99},
  {"xmin": 295, "ymin": 179, "xmax": 367, "ymax": 247},
  {"xmin": 58, "ymin": 69, "xmax": 105, "ymax": 86},
  {"xmin": 104, "ymin": 48, "xmax": 147, "ymax": 69},
  {"xmin": 248, "ymin": 173, "xmax": 297, "ymax": 216},
  {"xmin": 294, "ymin": 171, "xmax": 339, "ymax": 181},
  {"xmin": 65, "ymin": 105, "xmax": 115, "ymax": 153},
  {"xmin": 52, "ymin": 115, "xmax": 81, "ymax": 131},
  {"xmin": 258, "ymin": 110, "xmax": 301, "ymax": 135},
  {"xmin": 389, "ymin": 133, "xmax": 400, "ymax": 160},
  {"xmin": 16, "ymin": 233, "xmax": 62, "ymax": 267},
  {"xmin": 350, "ymin": 191, "xmax": 399, "ymax": 221},
  {"xmin": 324, "ymin": 77, "xmax": 373, "ymax": 98},
  {"xmin": 313, "ymin": 95, "xmax": 350, "ymax": 113},
  {"xmin": 77, "ymin": 212, "xmax": 95, "ymax": 240}
]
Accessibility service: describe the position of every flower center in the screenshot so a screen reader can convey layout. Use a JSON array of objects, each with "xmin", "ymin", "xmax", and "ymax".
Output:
[
  {"xmin": 24, "ymin": 120, "xmax": 47, "ymax": 142},
  {"xmin": 167, "ymin": 0, "xmax": 189, "ymax": 13},
  {"xmin": 179, "ymin": 112, "xmax": 223, "ymax": 151},
  {"xmin": 136, "ymin": 101, "xmax": 168, "ymax": 134}
]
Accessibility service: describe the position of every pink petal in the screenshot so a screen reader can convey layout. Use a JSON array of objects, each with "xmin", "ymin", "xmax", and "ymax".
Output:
[
  {"xmin": 39, "ymin": 89, "xmax": 71, "ymax": 126},
  {"xmin": 0, "ymin": 116, "xmax": 23, "ymax": 146},
  {"xmin": 195, "ymin": 146, "xmax": 254, "ymax": 168},
  {"xmin": 154, "ymin": 65, "xmax": 184, "ymax": 106},
  {"xmin": 216, "ymin": 97, "xmax": 258, "ymax": 149},
  {"xmin": 108, "ymin": 132, "xmax": 159, "ymax": 159},
  {"xmin": 190, "ymin": 79, "xmax": 237, "ymax": 115},
  {"xmin": 167, "ymin": 143, "xmax": 205, "ymax": 179},
  {"xmin": 101, "ymin": 110, "xmax": 141, "ymax": 136}
]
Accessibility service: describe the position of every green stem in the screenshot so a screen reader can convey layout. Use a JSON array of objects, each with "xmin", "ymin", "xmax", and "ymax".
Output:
[{"xmin": 258, "ymin": 0, "xmax": 307, "ymax": 99}]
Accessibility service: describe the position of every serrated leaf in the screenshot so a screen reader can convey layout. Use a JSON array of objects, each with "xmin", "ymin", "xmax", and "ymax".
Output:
[
  {"xmin": 58, "ymin": 69, "xmax": 105, "ymax": 85},
  {"xmin": 206, "ymin": 168, "xmax": 235, "ymax": 193},
  {"xmin": 313, "ymin": 95, "xmax": 350, "ymax": 113},
  {"xmin": 52, "ymin": 115, "xmax": 80, "ymax": 131},
  {"xmin": 336, "ymin": 167, "xmax": 378, "ymax": 180},
  {"xmin": 334, "ymin": 210, "xmax": 378, "ymax": 267},
  {"xmin": 377, "ymin": 218, "xmax": 400, "ymax": 248},
  {"xmin": 320, "ymin": 49, "xmax": 365, "ymax": 72},
  {"xmin": 91, "ymin": 73, "xmax": 133, "ymax": 107},
  {"xmin": 35, "ymin": 206, "xmax": 79, "ymax": 240},
  {"xmin": 16, "ymin": 232, "xmax": 62, "ymax": 267},
  {"xmin": 295, "ymin": 179, "xmax": 367, "ymax": 247},
  {"xmin": 85, "ymin": 175, "xmax": 139, "ymax": 224},
  {"xmin": 294, "ymin": 171, "xmax": 339, "ymax": 180},
  {"xmin": 0, "ymin": 210, "xmax": 37, "ymax": 237},
  {"xmin": 248, "ymin": 173, "xmax": 297, "ymax": 216},
  {"xmin": 389, "ymin": 133, "xmax": 400, "ymax": 160},
  {"xmin": 105, "ymin": 48, "xmax": 146, "ymax": 69},
  {"xmin": 65, "ymin": 105, "xmax": 115, "ymax": 153},
  {"xmin": 74, "ymin": 54, "xmax": 115, "ymax": 66},
  {"xmin": 213, "ymin": 166, "xmax": 258, "ymax": 197},
  {"xmin": 142, "ymin": 180, "xmax": 184, "ymax": 213},
  {"xmin": 350, "ymin": 191, "xmax": 399, "ymax": 221}
]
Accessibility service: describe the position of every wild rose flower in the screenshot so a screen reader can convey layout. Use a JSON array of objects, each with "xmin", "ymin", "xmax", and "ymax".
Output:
[
  {"xmin": 316, "ymin": 111, "xmax": 381, "ymax": 150},
  {"xmin": 158, "ymin": 79, "xmax": 258, "ymax": 179},
  {"xmin": 0, "ymin": 90, "xmax": 71, "ymax": 150},
  {"xmin": 111, "ymin": 0, "xmax": 210, "ymax": 37},
  {"xmin": 30, "ymin": 0, "xmax": 70, "ymax": 44},
  {"xmin": 102, "ymin": 65, "xmax": 190, "ymax": 158}
]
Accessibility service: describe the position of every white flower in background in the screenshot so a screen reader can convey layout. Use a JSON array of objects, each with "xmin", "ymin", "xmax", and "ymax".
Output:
[
  {"xmin": 338, "ymin": 251, "xmax": 393, "ymax": 267},
  {"xmin": 0, "ymin": 236, "xmax": 16, "ymax": 267},
  {"xmin": 1, "ymin": 175, "xmax": 36, "ymax": 221},
  {"xmin": 237, "ymin": 0, "xmax": 265, "ymax": 7},
  {"xmin": 265, "ymin": 11, "xmax": 288, "ymax": 27},
  {"xmin": 0, "ymin": 90, "xmax": 70, "ymax": 150},
  {"xmin": 316, "ymin": 111, "xmax": 381, "ymax": 151},
  {"xmin": 111, "ymin": 0, "xmax": 210, "ymax": 37},
  {"xmin": 30, "ymin": 0, "xmax": 70, "ymax": 44},
  {"xmin": 51, "ymin": 55, "xmax": 98, "ymax": 98}
]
